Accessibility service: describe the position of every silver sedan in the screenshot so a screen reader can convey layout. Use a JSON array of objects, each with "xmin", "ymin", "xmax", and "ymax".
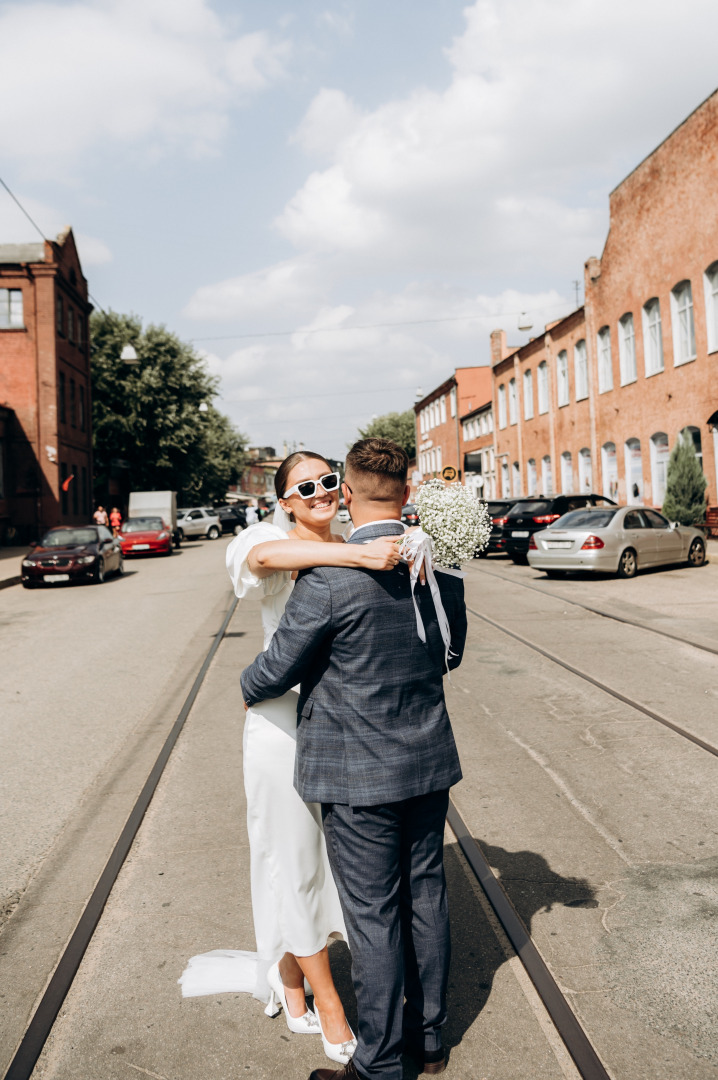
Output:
[{"xmin": 527, "ymin": 506, "xmax": 706, "ymax": 578}]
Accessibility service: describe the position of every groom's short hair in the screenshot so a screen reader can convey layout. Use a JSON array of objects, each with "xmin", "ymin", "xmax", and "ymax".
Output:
[{"xmin": 345, "ymin": 438, "xmax": 408, "ymax": 500}]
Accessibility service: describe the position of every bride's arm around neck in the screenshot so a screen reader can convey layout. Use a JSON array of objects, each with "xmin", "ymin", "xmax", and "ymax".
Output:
[{"xmin": 248, "ymin": 532, "xmax": 401, "ymax": 579}]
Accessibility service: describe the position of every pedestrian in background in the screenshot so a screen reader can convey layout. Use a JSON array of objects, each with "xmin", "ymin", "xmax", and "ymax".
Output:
[
  {"xmin": 93, "ymin": 505, "xmax": 109, "ymax": 526},
  {"xmin": 109, "ymin": 507, "xmax": 122, "ymax": 536}
]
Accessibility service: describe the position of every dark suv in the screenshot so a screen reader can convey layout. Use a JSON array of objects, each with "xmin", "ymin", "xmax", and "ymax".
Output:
[
  {"xmin": 479, "ymin": 498, "xmax": 544, "ymax": 556},
  {"xmin": 505, "ymin": 494, "xmax": 617, "ymax": 562}
]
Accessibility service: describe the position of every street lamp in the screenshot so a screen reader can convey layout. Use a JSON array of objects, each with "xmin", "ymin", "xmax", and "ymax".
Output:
[
  {"xmin": 121, "ymin": 344, "xmax": 139, "ymax": 365},
  {"xmin": 517, "ymin": 312, "xmax": 533, "ymax": 333}
]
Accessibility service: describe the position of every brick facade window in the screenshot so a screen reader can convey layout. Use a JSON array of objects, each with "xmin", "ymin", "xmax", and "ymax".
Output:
[
  {"xmin": 625, "ymin": 438, "xmax": 644, "ymax": 503},
  {"xmin": 704, "ymin": 262, "xmax": 718, "ymax": 354},
  {"xmin": 560, "ymin": 451, "xmax": 573, "ymax": 493},
  {"xmin": 557, "ymin": 350, "xmax": 569, "ymax": 406},
  {"xmin": 597, "ymin": 326, "xmax": 613, "ymax": 393},
  {"xmin": 642, "ymin": 298, "xmax": 664, "ymax": 376},
  {"xmin": 58, "ymin": 371, "xmax": 66, "ymax": 424},
  {"xmin": 578, "ymin": 448, "xmax": 593, "ymax": 492},
  {"xmin": 618, "ymin": 313, "xmax": 637, "ymax": 384},
  {"xmin": 439, "ymin": 396, "xmax": 447, "ymax": 423},
  {"xmin": 541, "ymin": 454, "xmax": 553, "ymax": 495},
  {"xmin": 68, "ymin": 307, "xmax": 75, "ymax": 343},
  {"xmin": 650, "ymin": 432, "xmax": 670, "ymax": 504},
  {"xmin": 511, "ymin": 461, "xmax": 520, "ymax": 496},
  {"xmin": 56, "ymin": 294, "xmax": 64, "ymax": 335},
  {"xmin": 69, "ymin": 379, "xmax": 76, "ymax": 427},
  {"xmin": 497, "ymin": 384, "xmax": 507, "ymax": 428},
  {"xmin": 0, "ymin": 288, "xmax": 24, "ymax": 328},
  {"xmin": 602, "ymin": 441, "xmax": 618, "ymax": 500},
  {"xmin": 79, "ymin": 385, "xmax": 86, "ymax": 431},
  {"xmin": 501, "ymin": 460, "xmax": 510, "ymax": 497},
  {"xmin": 671, "ymin": 280, "xmax": 696, "ymax": 365},
  {"xmin": 450, "ymin": 388, "xmax": 457, "ymax": 417},
  {"xmin": 527, "ymin": 457, "xmax": 537, "ymax": 495},
  {"xmin": 523, "ymin": 369, "xmax": 533, "ymax": 420},
  {"xmin": 508, "ymin": 378, "xmax": 518, "ymax": 424},
  {"xmin": 537, "ymin": 362, "xmax": 549, "ymax": 414},
  {"xmin": 574, "ymin": 339, "xmax": 588, "ymax": 400}
]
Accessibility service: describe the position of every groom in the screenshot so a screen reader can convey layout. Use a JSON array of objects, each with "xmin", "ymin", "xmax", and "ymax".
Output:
[{"xmin": 241, "ymin": 438, "xmax": 467, "ymax": 1080}]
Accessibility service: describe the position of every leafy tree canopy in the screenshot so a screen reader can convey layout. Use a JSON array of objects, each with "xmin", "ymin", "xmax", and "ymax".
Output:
[
  {"xmin": 91, "ymin": 311, "xmax": 247, "ymax": 504},
  {"xmin": 356, "ymin": 409, "xmax": 416, "ymax": 458},
  {"xmin": 661, "ymin": 432, "xmax": 707, "ymax": 525}
]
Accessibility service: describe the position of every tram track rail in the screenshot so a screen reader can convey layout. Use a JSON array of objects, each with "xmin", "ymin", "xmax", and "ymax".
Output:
[
  {"xmin": 3, "ymin": 598, "xmax": 239, "ymax": 1080},
  {"xmin": 471, "ymin": 561, "xmax": 718, "ymax": 657}
]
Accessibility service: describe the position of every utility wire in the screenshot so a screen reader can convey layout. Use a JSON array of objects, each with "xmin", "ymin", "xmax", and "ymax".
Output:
[
  {"xmin": 191, "ymin": 302, "xmax": 571, "ymax": 344},
  {"xmin": 224, "ymin": 384, "xmax": 413, "ymax": 405}
]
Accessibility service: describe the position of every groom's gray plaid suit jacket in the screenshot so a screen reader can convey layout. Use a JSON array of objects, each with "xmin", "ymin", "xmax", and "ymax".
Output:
[{"xmin": 240, "ymin": 520, "xmax": 466, "ymax": 805}]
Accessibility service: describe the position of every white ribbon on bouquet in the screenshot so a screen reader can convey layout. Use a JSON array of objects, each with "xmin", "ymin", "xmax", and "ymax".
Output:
[{"xmin": 397, "ymin": 528, "xmax": 464, "ymax": 674}]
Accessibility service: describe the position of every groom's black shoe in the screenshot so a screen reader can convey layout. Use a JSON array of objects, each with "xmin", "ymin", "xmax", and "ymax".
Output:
[
  {"xmin": 309, "ymin": 1061, "xmax": 364, "ymax": 1080},
  {"xmin": 404, "ymin": 1034, "xmax": 447, "ymax": 1075}
]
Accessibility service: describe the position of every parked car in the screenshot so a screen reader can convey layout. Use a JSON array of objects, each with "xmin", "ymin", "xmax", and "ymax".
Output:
[
  {"xmin": 337, "ymin": 501, "xmax": 351, "ymax": 524},
  {"xmin": 118, "ymin": 516, "xmax": 173, "ymax": 557},
  {"xmin": 401, "ymin": 503, "xmax": 419, "ymax": 527},
  {"xmin": 217, "ymin": 505, "xmax": 247, "ymax": 534},
  {"xmin": 527, "ymin": 505, "xmax": 706, "ymax": 578},
  {"xmin": 129, "ymin": 490, "xmax": 180, "ymax": 547},
  {"xmin": 22, "ymin": 525, "xmax": 123, "ymax": 586},
  {"xmin": 505, "ymin": 494, "xmax": 617, "ymax": 562},
  {"xmin": 177, "ymin": 507, "xmax": 222, "ymax": 540},
  {"xmin": 478, "ymin": 498, "xmax": 540, "ymax": 556}
]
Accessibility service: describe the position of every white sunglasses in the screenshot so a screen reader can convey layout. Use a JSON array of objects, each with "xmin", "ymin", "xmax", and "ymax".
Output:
[{"xmin": 283, "ymin": 471, "xmax": 341, "ymax": 500}]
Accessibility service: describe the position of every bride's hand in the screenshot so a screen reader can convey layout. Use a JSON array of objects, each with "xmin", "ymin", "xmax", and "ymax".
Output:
[{"xmin": 360, "ymin": 536, "xmax": 403, "ymax": 571}]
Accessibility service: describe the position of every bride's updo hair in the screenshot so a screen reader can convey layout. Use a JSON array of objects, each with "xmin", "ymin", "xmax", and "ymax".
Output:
[{"xmin": 274, "ymin": 450, "xmax": 331, "ymax": 501}]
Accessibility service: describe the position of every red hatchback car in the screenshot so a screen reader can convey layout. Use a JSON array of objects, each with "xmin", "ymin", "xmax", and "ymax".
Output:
[{"xmin": 118, "ymin": 516, "xmax": 173, "ymax": 557}]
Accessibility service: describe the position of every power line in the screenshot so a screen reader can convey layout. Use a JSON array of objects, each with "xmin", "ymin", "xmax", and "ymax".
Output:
[
  {"xmin": 191, "ymin": 302, "xmax": 572, "ymax": 344},
  {"xmin": 224, "ymin": 384, "xmax": 414, "ymax": 405},
  {"xmin": 0, "ymin": 175, "xmax": 47, "ymax": 241}
]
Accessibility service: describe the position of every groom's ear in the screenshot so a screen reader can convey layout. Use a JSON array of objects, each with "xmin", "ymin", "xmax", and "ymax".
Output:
[
  {"xmin": 402, "ymin": 484, "xmax": 411, "ymax": 506},
  {"xmin": 342, "ymin": 481, "xmax": 352, "ymax": 505}
]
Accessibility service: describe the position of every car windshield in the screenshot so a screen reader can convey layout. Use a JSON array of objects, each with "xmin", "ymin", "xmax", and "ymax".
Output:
[
  {"xmin": 123, "ymin": 517, "xmax": 164, "ymax": 532},
  {"xmin": 403, "ymin": 505, "xmax": 416, "ymax": 514},
  {"xmin": 486, "ymin": 502, "xmax": 509, "ymax": 515},
  {"xmin": 41, "ymin": 528, "xmax": 98, "ymax": 547},
  {"xmin": 508, "ymin": 500, "xmax": 552, "ymax": 516},
  {"xmin": 552, "ymin": 509, "xmax": 618, "ymax": 529}
]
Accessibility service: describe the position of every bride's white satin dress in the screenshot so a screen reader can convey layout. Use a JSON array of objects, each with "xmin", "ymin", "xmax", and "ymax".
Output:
[{"xmin": 179, "ymin": 523, "xmax": 347, "ymax": 1007}]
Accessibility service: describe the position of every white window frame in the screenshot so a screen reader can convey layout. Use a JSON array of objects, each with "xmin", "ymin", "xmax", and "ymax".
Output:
[
  {"xmin": 436, "ymin": 445, "xmax": 442, "ymax": 472},
  {"xmin": 541, "ymin": 455, "xmax": 553, "ymax": 495},
  {"xmin": 618, "ymin": 313, "xmax": 637, "ymax": 385},
  {"xmin": 527, "ymin": 458, "xmax": 537, "ymax": 496},
  {"xmin": 574, "ymin": 339, "xmax": 588, "ymax": 401},
  {"xmin": 597, "ymin": 326, "xmax": 613, "ymax": 393},
  {"xmin": 0, "ymin": 288, "xmax": 24, "ymax": 328},
  {"xmin": 501, "ymin": 461, "xmax": 510, "ymax": 498},
  {"xmin": 508, "ymin": 378, "xmax": 517, "ymax": 425},
  {"xmin": 671, "ymin": 280, "xmax": 696, "ymax": 365},
  {"xmin": 498, "ymin": 384, "xmax": 507, "ymax": 429},
  {"xmin": 523, "ymin": 369, "xmax": 533, "ymax": 420},
  {"xmin": 487, "ymin": 411, "xmax": 494, "ymax": 432},
  {"xmin": 537, "ymin": 362, "xmax": 549, "ymax": 414},
  {"xmin": 557, "ymin": 350, "xmax": 569, "ymax": 406},
  {"xmin": 624, "ymin": 438, "xmax": 643, "ymax": 504},
  {"xmin": 560, "ymin": 451, "xmax": 573, "ymax": 493},
  {"xmin": 704, "ymin": 261, "xmax": 718, "ymax": 354},
  {"xmin": 642, "ymin": 298, "xmax": 664, "ymax": 376},
  {"xmin": 440, "ymin": 396, "xmax": 447, "ymax": 424},
  {"xmin": 650, "ymin": 432, "xmax": 670, "ymax": 505},
  {"xmin": 578, "ymin": 448, "xmax": 592, "ymax": 492},
  {"xmin": 511, "ymin": 461, "xmax": 521, "ymax": 496},
  {"xmin": 450, "ymin": 388, "xmax": 457, "ymax": 417},
  {"xmin": 601, "ymin": 441, "xmax": 618, "ymax": 500}
]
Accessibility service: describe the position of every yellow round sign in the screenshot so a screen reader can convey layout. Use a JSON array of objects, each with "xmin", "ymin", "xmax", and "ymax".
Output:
[{"xmin": 441, "ymin": 465, "xmax": 458, "ymax": 482}]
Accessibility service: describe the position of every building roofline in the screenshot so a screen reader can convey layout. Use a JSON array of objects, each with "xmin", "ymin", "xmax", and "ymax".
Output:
[
  {"xmin": 414, "ymin": 374, "xmax": 456, "ymax": 412},
  {"xmin": 610, "ymin": 86, "xmax": 718, "ymax": 196},
  {"xmin": 460, "ymin": 400, "xmax": 492, "ymax": 422},
  {"xmin": 492, "ymin": 306, "xmax": 585, "ymax": 368}
]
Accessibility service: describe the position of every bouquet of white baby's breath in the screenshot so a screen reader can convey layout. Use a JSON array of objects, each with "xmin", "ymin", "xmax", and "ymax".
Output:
[{"xmin": 413, "ymin": 478, "xmax": 491, "ymax": 567}]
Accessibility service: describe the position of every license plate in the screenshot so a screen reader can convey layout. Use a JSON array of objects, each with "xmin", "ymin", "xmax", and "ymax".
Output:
[
  {"xmin": 547, "ymin": 541, "xmax": 572, "ymax": 549},
  {"xmin": 512, "ymin": 530, "xmax": 529, "ymax": 538},
  {"xmin": 44, "ymin": 573, "xmax": 70, "ymax": 582},
  {"xmin": 132, "ymin": 543, "xmax": 150, "ymax": 550}
]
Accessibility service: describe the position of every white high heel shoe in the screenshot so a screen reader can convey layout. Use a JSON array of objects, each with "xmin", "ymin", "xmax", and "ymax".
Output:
[
  {"xmin": 314, "ymin": 1003, "xmax": 357, "ymax": 1064},
  {"xmin": 265, "ymin": 962, "xmax": 320, "ymax": 1034}
]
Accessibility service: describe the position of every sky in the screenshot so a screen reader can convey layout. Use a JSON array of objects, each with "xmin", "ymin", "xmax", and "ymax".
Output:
[{"xmin": 1, "ymin": 0, "xmax": 717, "ymax": 459}]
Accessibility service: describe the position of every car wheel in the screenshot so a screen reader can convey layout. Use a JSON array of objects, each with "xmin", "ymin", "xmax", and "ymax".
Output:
[
  {"xmin": 687, "ymin": 538, "xmax": 706, "ymax": 567},
  {"xmin": 233, "ymin": 523, "xmax": 244, "ymax": 535},
  {"xmin": 94, "ymin": 561, "xmax": 106, "ymax": 584},
  {"xmin": 207, "ymin": 525, "xmax": 220, "ymax": 540},
  {"xmin": 511, "ymin": 554, "xmax": 529, "ymax": 565},
  {"xmin": 616, "ymin": 548, "xmax": 637, "ymax": 579},
  {"xmin": 177, "ymin": 529, "xmax": 184, "ymax": 543}
]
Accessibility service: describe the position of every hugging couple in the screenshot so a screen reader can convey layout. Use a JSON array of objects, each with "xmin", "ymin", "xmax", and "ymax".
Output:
[{"xmin": 206, "ymin": 438, "xmax": 465, "ymax": 1079}]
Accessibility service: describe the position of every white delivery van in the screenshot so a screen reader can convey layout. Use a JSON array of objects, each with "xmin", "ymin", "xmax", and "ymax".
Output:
[{"xmin": 127, "ymin": 491, "xmax": 180, "ymax": 547}]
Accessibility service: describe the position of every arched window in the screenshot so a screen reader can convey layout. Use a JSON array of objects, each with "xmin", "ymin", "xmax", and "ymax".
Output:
[
  {"xmin": 501, "ymin": 460, "xmax": 510, "ymax": 497},
  {"xmin": 601, "ymin": 441, "xmax": 618, "ymax": 500},
  {"xmin": 642, "ymin": 298, "xmax": 664, "ymax": 376},
  {"xmin": 680, "ymin": 426, "xmax": 702, "ymax": 466},
  {"xmin": 578, "ymin": 448, "xmax": 592, "ymax": 492},
  {"xmin": 560, "ymin": 451, "xmax": 573, "ymax": 493},
  {"xmin": 671, "ymin": 281, "xmax": 696, "ymax": 365},
  {"xmin": 527, "ymin": 458, "xmax": 537, "ymax": 495},
  {"xmin": 537, "ymin": 362, "xmax": 549, "ymax": 414},
  {"xmin": 650, "ymin": 432, "xmax": 670, "ymax": 505},
  {"xmin": 618, "ymin": 314, "xmax": 636, "ymax": 384},
  {"xmin": 508, "ymin": 378, "xmax": 518, "ymax": 425},
  {"xmin": 624, "ymin": 438, "xmax": 643, "ymax": 504},
  {"xmin": 704, "ymin": 262, "xmax": 718, "ymax": 354},
  {"xmin": 541, "ymin": 455, "xmax": 553, "ymax": 495},
  {"xmin": 597, "ymin": 326, "xmax": 613, "ymax": 392},
  {"xmin": 498, "ymin": 384, "xmax": 507, "ymax": 429},
  {"xmin": 512, "ymin": 461, "xmax": 521, "ymax": 496},
  {"xmin": 557, "ymin": 350, "xmax": 569, "ymax": 406},
  {"xmin": 574, "ymin": 340, "xmax": 588, "ymax": 400},
  {"xmin": 523, "ymin": 369, "xmax": 533, "ymax": 420}
]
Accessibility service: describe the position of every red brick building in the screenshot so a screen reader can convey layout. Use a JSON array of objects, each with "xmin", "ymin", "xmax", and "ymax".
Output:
[
  {"xmin": 460, "ymin": 400, "xmax": 495, "ymax": 499},
  {"xmin": 493, "ymin": 90, "xmax": 718, "ymax": 510},
  {"xmin": 415, "ymin": 367, "xmax": 492, "ymax": 483},
  {"xmin": 0, "ymin": 229, "xmax": 92, "ymax": 543}
]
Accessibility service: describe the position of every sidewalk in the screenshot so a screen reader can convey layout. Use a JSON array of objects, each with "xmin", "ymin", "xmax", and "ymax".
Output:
[
  {"xmin": 29, "ymin": 588, "xmax": 577, "ymax": 1080},
  {"xmin": 0, "ymin": 547, "xmax": 25, "ymax": 589}
]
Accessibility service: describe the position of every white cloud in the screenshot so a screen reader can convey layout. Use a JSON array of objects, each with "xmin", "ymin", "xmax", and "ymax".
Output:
[
  {"xmin": 0, "ymin": 0, "xmax": 290, "ymax": 173},
  {"xmin": 184, "ymin": 257, "xmax": 326, "ymax": 321},
  {"xmin": 0, "ymin": 191, "xmax": 112, "ymax": 267}
]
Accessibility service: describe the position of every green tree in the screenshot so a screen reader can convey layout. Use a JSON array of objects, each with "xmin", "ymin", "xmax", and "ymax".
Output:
[
  {"xmin": 356, "ymin": 409, "xmax": 416, "ymax": 457},
  {"xmin": 661, "ymin": 432, "xmax": 707, "ymax": 525},
  {"xmin": 91, "ymin": 311, "xmax": 247, "ymax": 504}
]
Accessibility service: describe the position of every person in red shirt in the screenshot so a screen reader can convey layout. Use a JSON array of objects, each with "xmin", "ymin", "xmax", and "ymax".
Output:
[{"xmin": 109, "ymin": 507, "xmax": 122, "ymax": 536}]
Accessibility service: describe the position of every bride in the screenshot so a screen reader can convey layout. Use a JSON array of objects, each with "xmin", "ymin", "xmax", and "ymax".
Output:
[{"xmin": 180, "ymin": 451, "xmax": 402, "ymax": 1066}]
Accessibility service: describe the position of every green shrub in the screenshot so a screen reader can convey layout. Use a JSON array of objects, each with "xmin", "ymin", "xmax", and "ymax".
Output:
[{"xmin": 661, "ymin": 434, "xmax": 707, "ymax": 525}]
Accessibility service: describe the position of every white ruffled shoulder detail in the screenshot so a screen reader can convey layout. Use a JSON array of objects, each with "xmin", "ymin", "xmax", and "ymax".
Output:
[{"xmin": 226, "ymin": 522, "xmax": 292, "ymax": 599}]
